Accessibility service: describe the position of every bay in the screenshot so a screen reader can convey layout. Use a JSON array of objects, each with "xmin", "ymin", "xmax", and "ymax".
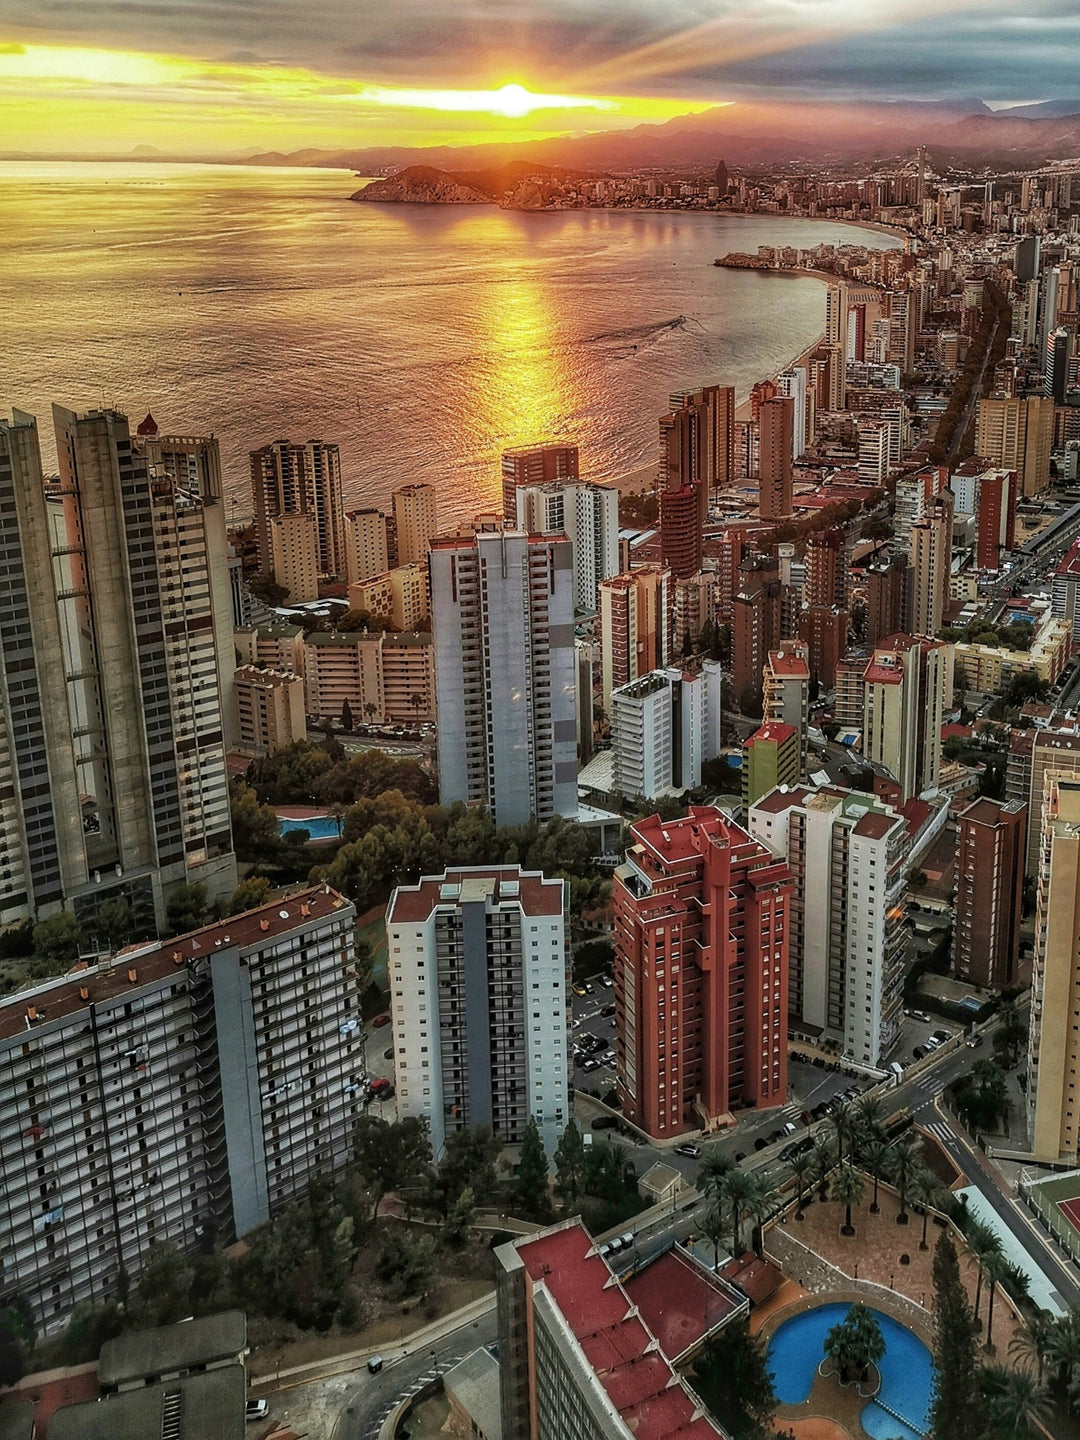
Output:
[{"xmin": 0, "ymin": 162, "xmax": 900, "ymax": 524}]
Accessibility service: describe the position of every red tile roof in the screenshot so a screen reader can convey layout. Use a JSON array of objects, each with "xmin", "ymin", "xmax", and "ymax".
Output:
[
  {"xmin": 516, "ymin": 1223, "xmax": 725, "ymax": 1440},
  {"xmin": 745, "ymin": 722, "xmax": 798, "ymax": 747},
  {"xmin": 768, "ymin": 649, "xmax": 811, "ymax": 678},
  {"xmin": 623, "ymin": 1249, "xmax": 742, "ymax": 1363}
]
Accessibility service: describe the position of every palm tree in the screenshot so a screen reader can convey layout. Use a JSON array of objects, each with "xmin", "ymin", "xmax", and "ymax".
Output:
[
  {"xmin": 850, "ymin": 1094, "xmax": 885, "ymax": 1158},
  {"xmin": 1009, "ymin": 1310, "xmax": 1057, "ymax": 1385},
  {"xmin": 1046, "ymin": 1307, "xmax": 1080, "ymax": 1396},
  {"xmin": 698, "ymin": 1150, "xmax": 736, "ymax": 1207},
  {"xmin": 700, "ymin": 1202, "xmax": 729, "ymax": 1271},
  {"xmin": 967, "ymin": 1218, "xmax": 1005, "ymax": 1327},
  {"xmin": 719, "ymin": 1168, "xmax": 756, "ymax": 1257},
  {"xmin": 788, "ymin": 1152, "xmax": 813, "ymax": 1220},
  {"xmin": 988, "ymin": 1368, "xmax": 1051, "ymax": 1438},
  {"xmin": 830, "ymin": 1163, "xmax": 865, "ymax": 1236},
  {"xmin": 888, "ymin": 1131, "xmax": 922, "ymax": 1224},
  {"xmin": 743, "ymin": 1172, "xmax": 774, "ymax": 1256},
  {"xmin": 809, "ymin": 1140, "xmax": 836, "ymax": 1201},
  {"xmin": 409, "ymin": 692, "xmax": 425, "ymax": 725},
  {"xmin": 910, "ymin": 1167, "xmax": 944, "ymax": 1251},
  {"xmin": 825, "ymin": 1099, "xmax": 855, "ymax": 1169},
  {"xmin": 861, "ymin": 1138, "xmax": 890, "ymax": 1215},
  {"xmin": 824, "ymin": 1303, "xmax": 886, "ymax": 1386}
]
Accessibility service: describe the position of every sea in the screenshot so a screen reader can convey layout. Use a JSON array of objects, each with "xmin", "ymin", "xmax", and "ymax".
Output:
[{"xmin": 0, "ymin": 162, "xmax": 901, "ymax": 524}]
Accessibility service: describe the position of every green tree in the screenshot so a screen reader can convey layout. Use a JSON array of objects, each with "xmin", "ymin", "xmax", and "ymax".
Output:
[
  {"xmin": 698, "ymin": 1150, "xmax": 736, "ymax": 1206},
  {"xmin": 93, "ymin": 898, "xmax": 135, "ymax": 949},
  {"xmin": 226, "ymin": 876, "xmax": 272, "ymax": 915},
  {"xmin": 860, "ymin": 1137, "xmax": 891, "ymax": 1214},
  {"xmin": 929, "ymin": 1232, "xmax": 978, "ymax": 1440},
  {"xmin": 247, "ymin": 572, "xmax": 289, "ymax": 607},
  {"xmin": 353, "ymin": 1115, "xmax": 432, "ymax": 1223},
  {"xmin": 165, "ymin": 882, "xmax": 209, "ymax": 936},
  {"xmin": 830, "ymin": 1163, "xmax": 865, "ymax": 1236},
  {"xmin": 1008, "ymin": 1309, "xmax": 1057, "ymax": 1386},
  {"xmin": 911, "ymin": 1167, "xmax": 944, "ymax": 1251},
  {"xmin": 994, "ymin": 1001, "xmax": 1025, "ymax": 1069},
  {"xmin": 443, "ymin": 1186, "xmax": 476, "ymax": 1249},
  {"xmin": 701, "ymin": 1203, "xmax": 730, "ymax": 1270},
  {"xmin": 788, "ymin": 1151, "xmax": 813, "ymax": 1219},
  {"xmin": 229, "ymin": 778, "xmax": 282, "ymax": 857},
  {"xmin": 824, "ymin": 1099, "xmax": 855, "ymax": 1169},
  {"xmin": 888, "ymin": 1131, "xmax": 922, "ymax": 1224},
  {"xmin": 690, "ymin": 1316, "xmax": 777, "ymax": 1439},
  {"xmin": 31, "ymin": 911, "xmax": 82, "ymax": 968},
  {"xmin": 983, "ymin": 1249, "xmax": 1009, "ymax": 1354},
  {"xmin": 375, "ymin": 1232, "xmax": 438, "ymax": 1300},
  {"xmin": 809, "ymin": 1139, "xmax": 835, "ymax": 1200},
  {"xmin": 516, "ymin": 1116, "xmax": 552, "ymax": 1221},
  {"xmin": 967, "ymin": 1218, "xmax": 1004, "ymax": 1328},
  {"xmin": 133, "ymin": 1242, "xmax": 194, "ymax": 1327},
  {"xmin": 340, "ymin": 698, "xmax": 354, "ymax": 732},
  {"xmin": 978, "ymin": 1363, "xmax": 1051, "ymax": 1439},
  {"xmin": 824, "ymin": 1303, "xmax": 885, "ymax": 1386},
  {"xmin": 554, "ymin": 1120, "xmax": 586, "ymax": 1209},
  {"xmin": 426, "ymin": 1126, "xmax": 501, "ymax": 1214}
]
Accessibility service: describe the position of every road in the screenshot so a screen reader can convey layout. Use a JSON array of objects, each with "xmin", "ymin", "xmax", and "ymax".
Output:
[{"xmin": 335, "ymin": 1304, "xmax": 499, "ymax": 1440}]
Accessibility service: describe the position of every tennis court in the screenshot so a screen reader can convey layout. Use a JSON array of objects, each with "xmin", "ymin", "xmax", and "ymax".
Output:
[{"xmin": 1021, "ymin": 1168, "xmax": 1080, "ymax": 1263}]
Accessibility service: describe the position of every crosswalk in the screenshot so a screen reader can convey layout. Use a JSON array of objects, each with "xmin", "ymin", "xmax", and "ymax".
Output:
[{"xmin": 922, "ymin": 1118, "xmax": 960, "ymax": 1152}]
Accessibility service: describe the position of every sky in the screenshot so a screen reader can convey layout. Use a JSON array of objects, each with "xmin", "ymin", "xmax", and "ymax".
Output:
[{"xmin": 1, "ymin": 0, "xmax": 1078, "ymax": 156}]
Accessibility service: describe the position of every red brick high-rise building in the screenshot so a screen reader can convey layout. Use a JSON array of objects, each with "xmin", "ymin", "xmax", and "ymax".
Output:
[
  {"xmin": 805, "ymin": 527, "xmax": 849, "ymax": 609},
  {"xmin": 954, "ymin": 797, "xmax": 1027, "ymax": 989},
  {"xmin": 614, "ymin": 808, "xmax": 793, "ymax": 1138},
  {"xmin": 500, "ymin": 443, "xmax": 579, "ymax": 521},
  {"xmin": 976, "ymin": 468, "xmax": 1019, "ymax": 571},
  {"xmin": 758, "ymin": 397, "xmax": 794, "ymax": 520},
  {"xmin": 798, "ymin": 604, "xmax": 849, "ymax": 688},
  {"xmin": 659, "ymin": 483, "xmax": 703, "ymax": 579},
  {"xmin": 733, "ymin": 556, "xmax": 782, "ymax": 712}
]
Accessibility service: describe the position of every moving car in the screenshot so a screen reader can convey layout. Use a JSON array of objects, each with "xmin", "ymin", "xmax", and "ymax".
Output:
[
  {"xmin": 372, "ymin": 1013, "xmax": 391, "ymax": 1028},
  {"xmin": 673, "ymin": 1142, "xmax": 701, "ymax": 1158}
]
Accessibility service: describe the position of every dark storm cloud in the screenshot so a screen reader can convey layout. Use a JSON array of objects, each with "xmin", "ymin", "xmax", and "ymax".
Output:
[{"xmin": 0, "ymin": 0, "xmax": 1074, "ymax": 102}]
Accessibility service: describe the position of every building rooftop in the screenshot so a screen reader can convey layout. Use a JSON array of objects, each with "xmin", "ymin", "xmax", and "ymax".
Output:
[
  {"xmin": 1056, "ymin": 540, "xmax": 1080, "ymax": 578},
  {"xmin": 623, "ymin": 1248, "xmax": 744, "ymax": 1365},
  {"xmin": 443, "ymin": 1348, "xmax": 502, "ymax": 1440},
  {"xmin": 388, "ymin": 867, "xmax": 563, "ymax": 924},
  {"xmin": 767, "ymin": 649, "xmax": 810, "ymax": 678},
  {"xmin": 629, "ymin": 806, "xmax": 760, "ymax": 869},
  {"xmin": 49, "ymin": 1366, "xmax": 246, "ymax": 1440},
  {"xmin": 514, "ymin": 1222, "xmax": 725, "ymax": 1440},
  {"xmin": 0, "ymin": 887, "xmax": 351, "ymax": 1045},
  {"xmin": 98, "ymin": 1312, "xmax": 247, "ymax": 1389},
  {"xmin": 744, "ymin": 722, "xmax": 797, "ymax": 748}
]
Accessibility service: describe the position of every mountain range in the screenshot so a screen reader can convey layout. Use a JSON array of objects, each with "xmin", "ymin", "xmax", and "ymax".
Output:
[{"xmin": 236, "ymin": 97, "xmax": 1080, "ymax": 175}]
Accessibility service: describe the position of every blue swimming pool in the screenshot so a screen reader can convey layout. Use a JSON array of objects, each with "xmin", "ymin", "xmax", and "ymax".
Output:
[
  {"xmin": 767, "ymin": 1302, "xmax": 934, "ymax": 1440},
  {"xmin": 278, "ymin": 815, "xmax": 342, "ymax": 840}
]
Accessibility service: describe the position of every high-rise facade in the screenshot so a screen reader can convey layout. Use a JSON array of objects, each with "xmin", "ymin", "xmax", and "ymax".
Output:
[
  {"xmin": 758, "ymin": 397, "xmax": 794, "ymax": 519},
  {"xmin": 598, "ymin": 566, "xmax": 671, "ymax": 709},
  {"xmin": 610, "ymin": 664, "xmax": 721, "ymax": 799},
  {"xmin": 732, "ymin": 555, "xmax": 782, "ymax": 711},
  {"xmin": 975, "ymin": 396, "xmax": 1054, "ymax": 497},
  {"xmin": 250, "ymin": 438, "xmax": 344, "ymax": 578},
  {"xmin": 658, "ymin": 483, "xmax": 703, "ymax": 579},
  {"xmin": 387, "ymin": 867, "xmax": 568, "ymax": 1156},
  {"xmin": 0, "ymin": 886, "xmax": 360, "ymax": 1332},
  {"xmin": 614, "ymin": 808, "xmax": 793, "ymax": 1138},
  {"xmin": 804, "ymin": 527, "xmax": 849, "ymax": 609},
  {"xmin": 974, "ymin": 468, "xmax": 1018, "ymax": 570},
  {"xmin": 392, "ymin": 482, "xmax": 438, "ymax": 565},
  {"xmin": 268, "ymin": 511, "xmax": 320, "ymax": 602},
  {"xmin": 660, "ymin": 384, "xmax": 736, "ymax": 496},
  {"xmin": 1053, "ymin": 540, "xmax": 1080, "ymax": 641},
  {"xmin": 430, "ymin": 530, "xmax": 577, "ymax": 826},
  {"xmin": 515, "ymin": 480, "xmax": 619, "ymax": 612},
  {"xmin": 907, "ymin": 492, "xmax": 953, "ymax": 638},
  {"xmin": 0, "ymin": 408, "xmax": 236, "ymax": 932},
  {"xmin": 862, "ymin": 633, "xmax": 953, "ymax": 802},
  {"xmin": 749, "ymin": 786, "xmax": 909, "ymax": 1066},
  {"xmin": 763, "ymin": 645, "xmax": 810, "ymax": 776},
  {"xmin": 343, "ymin": 507, "xmax": 390, "ymax": 583},
  {"xmin": 742, "ymin": 722, "xmax": 800, "ymax": 808},
  {"xmin": 1028, "ymin": 776, "xmax": 1080, "ymax": 1163},
  {"xmin": 954, "ymin": 797, "xmax": 1026, "ymax": 990},
  {"xmin": 501, "ymin": 443, "xmax": 579, "ymax": 522}
]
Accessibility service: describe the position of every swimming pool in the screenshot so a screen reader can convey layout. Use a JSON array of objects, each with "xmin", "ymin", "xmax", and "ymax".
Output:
[
  {"xmin": 767, "ymin": 1302, "xmax": 934, "ymax": 1440},
  {"xmin": 278, "ymin": 815, "xmax": 343, "ymax": 840}
]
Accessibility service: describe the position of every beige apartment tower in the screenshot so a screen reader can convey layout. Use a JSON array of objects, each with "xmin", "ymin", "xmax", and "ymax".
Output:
[
  {"xmin": 250, "ymin": 438, "xmax": 345, "ymax": 577},
  {"xmin": 392, "ymin": 483, "xmax": 438, "ymax": 565},
  {"xmin": 976, "ymin": 395, "xmax": 1054, "ymax": 497},
  {"xmin": 343, "ymin": 507, "xmax": 390, "ymax": 583},
  {"xmin": 269, "ymin": 511, "xmax": 320, "ymax": 603},
  {"xmin": 1028, "ymin": 776, "xmax": 1080, "ymax": 1163}
]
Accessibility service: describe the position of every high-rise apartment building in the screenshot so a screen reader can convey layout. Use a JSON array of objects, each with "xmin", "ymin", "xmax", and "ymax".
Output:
[
  {"xmin": 250, "ymin": 439, "xmax": 344, "ymax": 577},
  {"xmin": 825, "ymin": 284, "xmax": 848, "ymax": 408},
  {"xmin": 973, "ymin": 468, "xmax": 1018, "ymax": 570},
  {"xmin": 660, "ymin": 384, "xmax": 736, "ymax": 496},
  {"xmin": 777, "ymin": 367, "xmax": 809, "ymax": 457},
  {"xmin": 673, "ymin": 570, "xmax": 717, "ymax": 652},
  {"xmin": 1053, "ymin": 540, "xmax": 1080, "ymax": 640},
  {"xmin": 515, "ymin": 480, "xmax": 619, "ymax": 612},
  {"xmin": 954, "ymin": 797, "xmax": 1026, "ymax": 990},
  {"xmin": 758, "ymin": 397, "xmax": 794, "ymax": 519},
  {"xmin": 804, "ymin": 527, "xmax": 849, "ymax": 609},
  {"xmin": 798, "ymin": 604, "xmax": 849, "ymax": 689},
  {"xmin": 392, "ymin": 482, "xmax": 438, "ymax": 565},
  {"xmin": 234, "ymin": 622, "xmax": 305, "ymax": 676},
  {"xmin": 0, "ymin": 409, "xmax": 236, "ymax": 932},
  {"xmin": 386, "ymin": 866, "xmax": 568, "ymax": 1156},
  {"xmin": 742, "ymin": 721, "xmax": 800, "ymax": 808},
  {"xmin": 343, "ymin": 507, "xmax": 390, "ymax": 583},
  {"xmin": 610, "ymin": 664, "xmax": 721, "ymax": 799},
  {"xmin": 614, "ymin": 808, "xmax": 793, "ymax": 1138},
  {"xmin": 763, "ymin": 645, "xmax": 810, "ymax": 776},
  {"xmin": 658, "ymin": 483, "xmax": 703, "ymax": 579},
  {"xmin": 496, "ymin": 1220, "xmax": 730, "ymax": 1440},
  {"xmin": 907, "ymin": 492, "xmax": 953, "ymax": 637},
  {"xmin": 1028, "ymin": 777, "xmax": 1080, "ymax": 1163},
  {"xmin": 303, "ymin": 628, "xmax": 435, "ymax": 725},
  {"xmin": 268, "ymin": 511, "xmax": 320, "ymax": 603},
  {"xmin": 501, "ymin": 444, "xmax": 579, "ymax": 522},
  {"xmin": 431, "ymin": 531, "xmax": 577, "ymax": 826},
  {"xmin": 348, "ymin": 562, "xmax": 429, "ymax": 631},
  {"xmin": 234, "ymin": 666, "xmax": 307, "ymax": 755},
  {"xmin": 0, "ymin": 886, "xmax": 360, "ymax": 1332},
  {"xmin": 862, "ymin": 633, "xmax": 952, "ymax": 802},
  {"xmin": 749, "ymin": 786, "xmax": 909, "ymax": 1066},
  {"xmin": 1010, "ymin": 724, "xmax": 1080, "ymax": 876},
  {"xmin": 732, "ymin": 556, "xmax": 782, "ymax": 712},
  {"xmin": 864, "ymin": 558, "xmax": 907, "ymax": 647},
  {"xmin": 975, "ymin": 395, "xmax": 1054, "ymax": 497},
  {"xmin": 598, "ymin": 566, "xmax": 671, "ymax": 709}
]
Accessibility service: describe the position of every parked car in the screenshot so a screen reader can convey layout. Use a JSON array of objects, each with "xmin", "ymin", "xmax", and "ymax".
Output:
[
  {"xmin": 246, "ymin": 1400, "xmax": 269, "ymax": 1421},
  {"xmin": 572, "ymin": 984, "xmax": 587, "ymax": 997},
  {"xmin": 383, "ymin": 1047, "xmax": 394, "ymax": 1060},
  {"xmin": 673, "ymin": 1142, "xmax": 701, "ymax": 1158},
  {"xmin": 582, "ymin": 1058, "xmax": 602, "ymax": 1072},
  {"xmin": 907, "ymin": 1009, "xmax": 931, "ymax": 1023},
  {"xmin": 932, "ymin": 1029, "xmax": 950, "ymax": 1043},
  {"xmin": 780, "ymin": 1144, "xmax": 799, "ymax": 1164},
  {"xmin": 592, "ymin": 1116, "xmax": 617, "ymax": 1130},
  {"xmin": 372, "ymin": 1013, "xmax": 391, "ymax": 1028},
  {"xmin": 369, "ymin": 1076, "xmax": 392, "ymax": 1095},
  {"xmin": 735, "ymin": 1151, "xmax": 747, "ymax": 1162},
  {"xmin": 584, "ymin": 982, "xmax": 595, "ymax": 996},
  {"xmin": 753, "ymin": 1137, "xmax": 768, "ymax": 1152},
  {"xmin": 913, "ymin": 1045, "xmax": 927, "ymax": 1060},
  {"xmin": 601, "ymin": 1003, "xmax": 616, "ymax": 1017},
  {"xmin": 781, "ymin": 1121, "xmax": 798, "ymax": 1136}
]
